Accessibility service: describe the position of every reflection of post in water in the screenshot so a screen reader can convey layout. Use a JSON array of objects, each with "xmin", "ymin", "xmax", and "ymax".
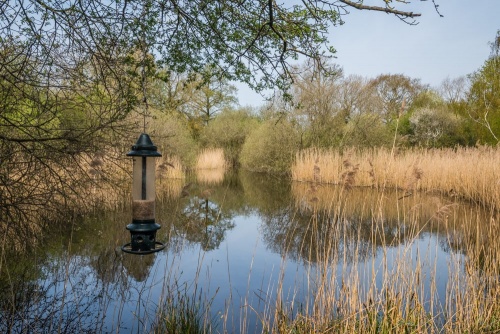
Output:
[
  {"xmin": 121, "ymin": 252, "xmax": 157, "ymax": 282},
  {"xmin": 201, "ymin": 188, "xmax": 212, "ymax": 230}
]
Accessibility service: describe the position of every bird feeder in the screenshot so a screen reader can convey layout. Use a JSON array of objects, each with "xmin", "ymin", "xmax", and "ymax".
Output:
[{"xmin": 121, "ymin": 133, "xmax": 166, "ymax": 254}]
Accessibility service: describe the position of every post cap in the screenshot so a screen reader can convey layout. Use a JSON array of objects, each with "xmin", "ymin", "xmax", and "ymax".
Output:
[{"xmin": 127, "ymin": 133, "xmax": 162, "ymax": 157}]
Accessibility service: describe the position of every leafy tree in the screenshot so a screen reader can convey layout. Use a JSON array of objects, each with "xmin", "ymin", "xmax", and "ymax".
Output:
[
  {"xmin": 149, "ymin": 68, "xmax": 238, "ymax": 137},
  {"xmin": 1, "ymin": 1, "xmax": 435, "ymax": 95},
  {"xmin": 0, "ymin": 38, "xmax": 136, "ymax": 249},
  {"xmin": 200, "ymin": 108, "xmax": 259, "ymax": 168},
  {"xmin": 0, "ymin": 0, "xmax": 442, "ymax": 248},
  {"xmin": 343, "ymin": 113, "xmax": 392, "ymax": 148},
  {"xmin": 148, "ymin": 70, "xmax": 191, "ymax": 114},
  {"xmin": 409, "ymin": 107, "xmax": 462, "ymax": 148},
  {"xmin": 181, "ymin": 69, "xmax": 238, "ymax": 138},
  {"xmin": 466, "ymin": 31, "xmax": 500, "ymax": 144},
  {"xmin": 148, "ymin": 110, "xmax": 198, "ymax": 168},
  {"xmin": 240, "ymin": 118, "xmax": 300, "ymax": 174}
]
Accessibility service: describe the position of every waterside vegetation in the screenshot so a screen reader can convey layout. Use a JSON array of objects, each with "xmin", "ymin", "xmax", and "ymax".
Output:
[
  {"xmin": 1, "ymin": 3, "xmax": 499, "ymax": 330},
  {"xmin": 292, "ymin": 146, "xmax": 500, "ymax": 210}
]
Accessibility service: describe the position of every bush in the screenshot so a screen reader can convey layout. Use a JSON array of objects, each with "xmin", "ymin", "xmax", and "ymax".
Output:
[
  {"xmin": 199, "ymin": 108, "xmax": 259, "ymax": 168},
  {"xmin": 409, "ymin": 107, "xmax": 464, "ymax": 148},
  {"xmin": 342, "ymin": 113, "xmax": 392, "ymax": 148},
  {"xmin": 149, "ymin": 111, "xmax": 198, "ymax": 168},
  {"xmin": 240, "ymin": 118, "xmax": 300, "ymax": 174}
]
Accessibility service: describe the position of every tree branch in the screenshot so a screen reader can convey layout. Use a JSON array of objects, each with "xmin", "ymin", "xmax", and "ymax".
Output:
[{"xmin": 338, "ymin": 0, "xmax": 421, "ymax": 18}]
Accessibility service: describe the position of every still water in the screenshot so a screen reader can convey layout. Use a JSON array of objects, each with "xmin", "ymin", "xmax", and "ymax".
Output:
[{"xmin": 0, "ymin": 170, "xmax": 489, "ymax": 333}]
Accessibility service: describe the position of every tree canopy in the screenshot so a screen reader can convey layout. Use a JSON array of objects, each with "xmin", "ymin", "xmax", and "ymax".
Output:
[
  {"xmin": 467, "ymin": 30, "xmax": 500, "ymax": 144},
  {"xmin": 1, "ymin": 0, "xmax": 436, "ymax": 94}
]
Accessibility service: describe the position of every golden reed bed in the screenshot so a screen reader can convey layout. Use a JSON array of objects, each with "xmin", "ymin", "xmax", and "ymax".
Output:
[{"xmin": 292, "ymin": 146, "xmax": 500, "ymax": 210}]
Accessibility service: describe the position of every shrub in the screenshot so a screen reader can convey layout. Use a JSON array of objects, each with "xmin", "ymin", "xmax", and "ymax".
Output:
[
  {"xmin": 149, "ymin": 111, "xmax": 198, "ymax": 168},
  {"xmin": 409, "ymin": 107, "xmax": 463, "ymax": 147},
  {"xmin": 342, "ymin": 113, "xmax": 392, "ymax": 148},
  {"xmin": 240, "ymin": 118, "xmax": 300, "ymax": 174},
  {"xmin": 199, "ymin": 108, "xmax": 259, "ymax": 167}
]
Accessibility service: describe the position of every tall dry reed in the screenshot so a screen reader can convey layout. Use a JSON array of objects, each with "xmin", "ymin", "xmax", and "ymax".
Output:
[
  {"xmin": 157, "ymin": 155, "xmax": 185, "ymax": 180},
  {"xmin": 195, "ymin": 148, "xmax": 228, "ymax": 170},
  {"xmin": 292, "ymin": 147, "xmax": 500, "ymax": 210},
  {"xmin": 252, "ymin": 182, "xmax": 500, "ymax": 333}
]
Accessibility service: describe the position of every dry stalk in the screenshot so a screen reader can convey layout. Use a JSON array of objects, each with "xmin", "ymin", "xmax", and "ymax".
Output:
[
  {"xmin": 367, "ymin": 158, "xmax": 376, "ymax": 188},
  {"xmin": 341, "ymin": 159, "xmax": 359, "ymax": 190}
]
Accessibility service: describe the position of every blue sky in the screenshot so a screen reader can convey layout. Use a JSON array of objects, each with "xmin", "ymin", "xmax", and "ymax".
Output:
[{"xmin": 236, "ymin": 0, "xmax": 500, "ymax": 107}]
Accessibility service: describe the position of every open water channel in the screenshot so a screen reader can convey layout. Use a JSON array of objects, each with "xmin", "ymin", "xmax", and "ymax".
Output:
[{"xmin": 0, "ymin": 170, "xmax": 492, "ymax": 333}]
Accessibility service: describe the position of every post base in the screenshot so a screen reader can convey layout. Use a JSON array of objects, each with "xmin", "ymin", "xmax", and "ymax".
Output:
[{"xmin": 121, "ymin": 241, "xmax": 166, "ymax": 255}]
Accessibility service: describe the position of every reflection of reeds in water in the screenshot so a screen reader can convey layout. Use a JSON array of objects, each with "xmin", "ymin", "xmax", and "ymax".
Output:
[
  {"xmin": 157, "ymin": 179, "xmax": 185, "ymax": 200},
  {"xmin": 156, "ymin": 155, "xmax": 185, "ymax": 200},
  {"xmin": 1, "ymin": 148, "xmax": 134, "ymax": 251},
  {"xmin": 195, "ymin": 168, "xmax": 225, "ymax": 185},
  {"xmin": 291, "ymin": 181, "xmax": 464, "ymax": 227},
  {"xmin": 256, "ymin": 188, "xmax": 500, "ymax": 333}
]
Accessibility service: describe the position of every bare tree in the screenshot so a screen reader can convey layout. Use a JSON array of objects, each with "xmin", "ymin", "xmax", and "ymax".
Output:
[
  {"xmin": 367, "ymin": 74, "xmax": 426, "ymax": 123},
  {"xmin": 439, "ymin": 76, "xmax": 469, "ymax": 104},
  {"xmin": 292, "ymin": 60, "xmax": 344, "ymax": 147}
]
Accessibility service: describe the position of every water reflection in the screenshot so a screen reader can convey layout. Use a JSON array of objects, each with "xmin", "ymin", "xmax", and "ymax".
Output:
[
  {"xmin": 257, "ymin": 182, "xmax": 468, "ymax": 265},
  {"xmin": 0, "ymin": 170, "xmax": 497, "ymax": 333},
  {"xmin": 177, "ymin": 195, "xmax": 235, "ymax": 251},
  {"xmin": 196, "ymin": 168, "xmax": 226, "ymax": 185}
]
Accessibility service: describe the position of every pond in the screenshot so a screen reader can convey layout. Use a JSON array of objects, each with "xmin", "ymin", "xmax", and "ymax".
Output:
[{"xmin": 0, "ymin": 170, "xmax": 494, "ymax": 333}]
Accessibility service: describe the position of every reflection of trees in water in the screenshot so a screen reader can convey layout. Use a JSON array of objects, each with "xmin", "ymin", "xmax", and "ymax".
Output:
[
  {"xmin": 74, "ymin": 210, "xmax": 158, "ymax": 284},
  {"xmin": 260, "ymin": 208, "xmax": 376, "ymax": 264},
  {"xmin": 157, "ymin": 171, "xmax": 290, "ymax": 252},
  {"xmin": 3, "ymin": 171, "xmax": 497, "ymax": 332},
  {"xmin": 121, "ymin": 253, "xmax": 156, "ymax": 282},
  {"xmin": 0, "ymin": 252, "xmax": 108, "ymax": 333},
  {"xmin": 88, "ymin": 246, "xmax": 126, "ymax": 285},
  {"xmin": 239, "ymin": 170, "xmax": 292, "ymax": 214},
  {"xmin": 156, "ymin": 173, "xmax": 242, "ymax": 251},
  {"xmin": 200, "ymin": 170, "xmax": 251, "ymax": 216},
  {"xmin": 0, "ymin": 206, "xmax": 164, "ymax": 333},
  {"xmin": 439, "ymin": 209, "xmax": 500, "ymax": 274},
  {"xmin": 176, "ymin": 196, "xmax": 235, "ymax": 251},
  {"xmin": 261, "ymin": 182, "xmax": 496, "ymax": 264},
  {"xmin": 1, "ymin": 246, "xmax": 160, "ymax": 333}
]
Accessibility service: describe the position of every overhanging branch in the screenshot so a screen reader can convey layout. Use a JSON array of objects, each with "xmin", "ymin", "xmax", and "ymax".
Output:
[{"xmin": 338, "ymin": 0, "xmax": 421, "ymax": 18}]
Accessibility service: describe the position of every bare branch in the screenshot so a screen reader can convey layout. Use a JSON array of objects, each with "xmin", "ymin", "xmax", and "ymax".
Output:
[{"xmin": 338, "ymin": 0, "xmax": 421, "ymax": 18}]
